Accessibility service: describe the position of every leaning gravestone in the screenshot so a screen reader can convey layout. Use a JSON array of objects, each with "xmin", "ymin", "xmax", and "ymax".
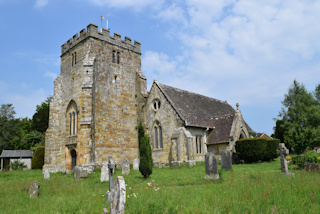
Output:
[
  {"xmin": 220, "ymin": 150, "xmax": 232, "ymax": 170},
  {"xmin": 133, "ymin": 158, "xmax": 139, "ymax": 171},
  {"xmin": 73, "ymin": 166, "xmax": 88, "ymax": 180},
  {"xmin": 100, "ymin": 162, "xmax": 109, "ymax": 182},
  {"xmin": 277, "ymin": 143, "xmax": 294, "ymax": 176},
  {"xmin": 204, "ymin": 152, "xmax": 219, "ymax": 179},
  {"xmin": 122, "ymin": 159, "xmax": 130, "ymax": 175},
  {"xmin": 29, "ymin": 181, "xmax": 40, "ymax": 198},
  {"xmin": 107, "ymin": 156, "xmax": 115, "ymax": 202},
  {"xmin": 43, "ymin": 168, "xmax": 50, "ymax": 180},
  {"xmin": 103, "ymin": 176, "xmax": 126, "ymax": 214}
]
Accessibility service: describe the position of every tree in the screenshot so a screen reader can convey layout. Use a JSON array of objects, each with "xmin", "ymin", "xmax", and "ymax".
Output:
[
  {"xmin": 137, "ymin": 122, "xmax": 153, "ymax": 178},
  {"xmin": 276, "ymin": 80, "xmax": 320, "ymax": 154},
  {"xmin": 32, "ymin": 96, "xmax": 51, "ymax": 133}
]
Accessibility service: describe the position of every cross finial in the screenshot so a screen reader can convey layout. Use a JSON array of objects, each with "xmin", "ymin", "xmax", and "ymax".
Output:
[{"xmin": 236, "ymin": 103, "xmax": 239, "ymax": 110}]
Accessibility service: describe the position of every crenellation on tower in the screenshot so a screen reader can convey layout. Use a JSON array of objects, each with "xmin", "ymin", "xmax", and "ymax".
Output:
[{"xmin": 61, "ymin": 23, "xmax": 141, "ymax": 57}]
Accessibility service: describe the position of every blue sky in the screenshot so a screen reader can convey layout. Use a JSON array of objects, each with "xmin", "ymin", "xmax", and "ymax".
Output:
[{"xmin": 1, "ymin": 0, "xmax": 320, "ymax": 136}]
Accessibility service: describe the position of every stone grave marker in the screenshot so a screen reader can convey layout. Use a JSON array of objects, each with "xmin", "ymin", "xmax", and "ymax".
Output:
[
  {"xmin": 29, "ymin": 181, "xmax": 40, "ymax": 198},
  {"xmin": 220, "ymin": 150, "xmax": 232, "ymax": 170},
  {"xmin": 277, "ymin": 143, "xmax": 294, "ymax": 176},
  {"xmin": 122, "ymin": 159, "xmax": 130, "ymax": 175},
  {"xmin": 133, "ymin": 158, "xmax": 139, "ymax": 171},
  {"xmin": 43, "ymin": 168, "xmax": 50, "ymax": 180},
  {"xmin": 204, "ymin": 152, "xmax": 219, "ymax": 179},
  {"xmin": 100, "ymin": 162, "xmax": 109, "ymax": 182},
  {"xmin": 73, "ymin": 166, "xmax": 88, "ymax": 180},
  {"xmin": 107, "ymin": 156, "xmax": 115, "ymax": 202}
]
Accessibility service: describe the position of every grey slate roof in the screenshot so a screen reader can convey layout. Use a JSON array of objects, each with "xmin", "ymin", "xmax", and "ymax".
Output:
[
  {"xmin": 156, "ymin": 82, "xmax": 236, "ymax": 128},
  {"xmin": 0, "ymin": 150, "xmax": 33, "ymax": 158},
  {"xmin": 207, "ymin": 115, "xmax": 234, "ymax": 144}
]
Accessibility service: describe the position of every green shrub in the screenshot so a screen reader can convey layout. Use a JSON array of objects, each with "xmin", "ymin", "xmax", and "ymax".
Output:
[
  {"xmin": 263, "ymin": 139, "xmax": 280, "ymax": 161},
  {"xmin": 235, "ymin": 138, "xmax": 267, "ymax": 163},
  {"xmin": 10, "ymin": 160, "xmax": 27, "ymax": 170},
  {"xmin": 304, "ymin": 150, "xmax": 320, "ymax": 163},
  {"xmin": 291, "ymin": 155, "xmax": 305, "ymax": 168},
  {"xmin": 137, "ymin": 123, "xmax": 153, "ymax": 178},
  {"xmin": 32, "ymin": 146, "xmax": 45, "ymax": 169}
]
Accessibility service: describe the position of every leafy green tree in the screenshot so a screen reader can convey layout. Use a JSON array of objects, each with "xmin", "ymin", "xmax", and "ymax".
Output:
[
  {"xmin": 32, "ymin": 96, "xmax": 51, "ymax": 133},
  {"xmin": 273, "ymin": 119, "xmax": 285, "ymax": 143},
  {"xmin": 276, "ymin": 80, "xmax": 320, "ymax": 154}
]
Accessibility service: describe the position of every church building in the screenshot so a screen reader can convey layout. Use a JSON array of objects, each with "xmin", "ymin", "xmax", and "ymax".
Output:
[{"xmin": 43, "ymin": 23, "xmax": 252, "ymax": 173}]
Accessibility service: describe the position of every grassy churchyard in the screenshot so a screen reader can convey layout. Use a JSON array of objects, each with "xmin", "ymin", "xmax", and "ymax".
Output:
[{"xmin": 0, "ymin": 159, "xmax": 319, "ymax": 213}]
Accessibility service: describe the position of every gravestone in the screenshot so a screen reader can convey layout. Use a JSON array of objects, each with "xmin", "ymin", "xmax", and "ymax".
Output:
[
  {"xmin": 73, "ymin": 166, "xmax": 88, "ymax": 180},
  {"xmin": 29, "ymin": 181, "xmax": 40, "ymax": 198},
  {"xmin": 204, "ymin": 152, "xmax": 219, "ymax": 179},
  {"xmin": 220, "ymin": 150, "xmax": 232, "ymax": 170},
  {"xmin": 133, "ymin": 158, "xmax": 139, "ymax": 171},
  {"xmin": 277, "ymin": 143, "xmax": 294, "ymax": 176},
  {"xmin": 43, "ymin": 168, "xmax": 50, "ymax": 180},
  {"xmin": 122, "ymin": 159, "xmax": 130, "ymax": 175},
  {"xmin": 103, "ymin": 176, "xmax": 126, "ymax": 214},
  {"xmin": 100, "ymin": 162, "xmax": 109, "ymax": 182},
  {"xmin": 107, "ymin": 156, "xmax": 115, "ymax": 202}
]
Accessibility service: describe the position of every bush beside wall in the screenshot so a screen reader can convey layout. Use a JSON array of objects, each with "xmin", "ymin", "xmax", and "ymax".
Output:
[{"xmin": 32, "ymin": 146, "xmax": 45, "ymax": 169}]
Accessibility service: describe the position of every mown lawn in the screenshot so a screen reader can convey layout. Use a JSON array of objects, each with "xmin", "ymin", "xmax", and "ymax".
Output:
[{"xmin": 0, "ymin": 159, "xmax": 319, "ymax": 213}]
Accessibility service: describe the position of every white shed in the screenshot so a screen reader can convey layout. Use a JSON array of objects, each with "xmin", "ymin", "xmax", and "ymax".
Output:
[{"xmin": 0, "ymin": 150, "xmax": 34, "ymax": 171}]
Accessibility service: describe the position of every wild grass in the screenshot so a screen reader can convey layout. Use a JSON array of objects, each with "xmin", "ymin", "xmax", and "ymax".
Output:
[{"xmin": 0, "ymin": 159, "xmax": 319, "ymax": 213}]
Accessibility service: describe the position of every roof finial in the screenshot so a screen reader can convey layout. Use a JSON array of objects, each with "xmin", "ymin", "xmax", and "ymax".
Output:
[{"xmin": 236, "ymin": 103, "xmax": 239, "ymax": 110}]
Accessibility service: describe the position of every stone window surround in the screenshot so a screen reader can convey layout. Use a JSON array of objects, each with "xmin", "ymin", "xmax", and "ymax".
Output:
[
  {"xmin": 153, "ymin": 121, "xmax": 163, "ymax": 150},
  {"xmin": 66, "ymin": 101, "xmax": 79, "ymax": 137},
  {"xmin": 195, "ymin": 135, "xmax": 202, "ymax": 154},
  {"xmin": 152, "ymin": 99, "xmax": 161, "ymax": 111},
  {"xmin": 72, "ymin": 52, "xmax": 77, "ymax": 66},
  {"xmin": 112, "ymin": 50, "xmax": 120, "ymax": 64}
]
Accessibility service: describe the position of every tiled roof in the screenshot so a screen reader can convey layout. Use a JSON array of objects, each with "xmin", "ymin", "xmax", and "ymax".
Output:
[
  {"xmin": 157, "ymin": 82, "xmax": 236, "ymax": 128},
  {"xmin": 206, "ymin": 115, "xmax": 234, "ymax": 144},
  {"xmin": 0, "ymin": 150, "xmax": 33, "ymax": 158}
]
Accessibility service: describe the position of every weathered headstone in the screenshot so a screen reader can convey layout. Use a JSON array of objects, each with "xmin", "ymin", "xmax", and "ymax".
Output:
[
  {"xmin": 73, "ymin": 166, "xmax": 88, "ymax": 180},
  {"xmin": 108, "ymin": 176, "xmax": 126, "ymax": 214},
  {"xmin": 43, "ymin": 168, "xmax": 50, "ymax": 180},
  {"xmin": 220, "ymin": 150, "xmax": 232, "ymax": 170},
  {"xmin": 204, "ymin": 152, "xmax": 219, "ymax": 179},
  {"xmin": 107, "ymin": 156, "xmax": 115, "ymax": 202},
  {"xmin": 133, "ymin": 158, "xmax": 139, "ymax": 171},
  {"xmin": 29, "ymin": 181, "xmax": 40, "ymax": 198},
  {"xmin": 122, "ymin": 159, "xmax": 130, "ymax": 175},
  {"xmin": 186, "ymin": 160, "xmax": 196, "ymax": 167},
  {"xmin": 100, "ymin": 162, "xmax": 109, "ymax": 182},
  {"xmin": 277, "ymin": 143, "xmax": 294, "ymax": 176}
]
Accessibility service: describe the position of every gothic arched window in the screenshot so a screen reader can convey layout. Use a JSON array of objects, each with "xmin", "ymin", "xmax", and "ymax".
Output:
[
  {"xmin": 154, "ymin": 121, "xmax": 163, "ymax": 149},
  {"xmin": 152, "ymin": 99, "xmax": 161, "ymax": 111},
  {"xmin": 66, "ymin": 100, "xmax": 78, "ymax": 137},
  {"xmin": 195, "ymin": 135, "xmax": 202, "ymax": 154}
]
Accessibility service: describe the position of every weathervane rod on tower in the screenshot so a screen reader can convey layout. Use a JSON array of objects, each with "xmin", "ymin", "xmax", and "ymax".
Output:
[{"xmin": 100, "ymin": 15, "xmax": 105, "ymax": 32}]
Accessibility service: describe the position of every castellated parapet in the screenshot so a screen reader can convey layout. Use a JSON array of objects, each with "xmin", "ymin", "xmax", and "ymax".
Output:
[{"xmin": 61, "ymin": 23, "xmax": 141, "ymax": 56}]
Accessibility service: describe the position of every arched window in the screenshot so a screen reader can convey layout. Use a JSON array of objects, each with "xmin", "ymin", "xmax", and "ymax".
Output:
[
  {"xmin": 66, "ymin": 100, "xmax": 78, "ymax": 137},
  {"xmin": 195, "ymin": 135, "xmax": 202, "ymax": 154},
  {"xmin": 152, "ymin": 99, "xmax": 161, "ymax": 111},
  {"xmin": 154, "ymin": 121, "xmax": 163, "ymax": 149}
]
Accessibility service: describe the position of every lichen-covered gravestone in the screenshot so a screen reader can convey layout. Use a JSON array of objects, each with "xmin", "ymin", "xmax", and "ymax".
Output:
[
  {"xmin": 204, "ymin": 152, "xmax": 219, "ymax": 179},
  {"xmin": 73, "ymin": 166, "xmax": 88, "ymax": 180},
  {"xmin": 122, "ymin": 159, "xmax": 130, "ymax": 175},
  {"xmin": 277, "ymin": 143, "xmax": 294, "ymax": 176},
  {"xmin": 133, "ymin": 158, "xmax": 139, "ymax": 171},
  {"xmin": 100, "ymin": 162, "xmax": 109, "ymax": 182},
  {"xmin": 220, "ymin": 150, "xmax": 232, "ymax": 170},
  {"xmin": 29, "ymin": 181, "xmax": 40, "ymax": 198},
  {"xmin": 108, "ymin": 176, "xmax": 126, "ymax": 214}
]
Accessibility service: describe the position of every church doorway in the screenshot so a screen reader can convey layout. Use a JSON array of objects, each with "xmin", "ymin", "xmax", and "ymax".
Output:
[{"xmin": 71, "ymin": 150, "xmax": 77, "ymax": 170}]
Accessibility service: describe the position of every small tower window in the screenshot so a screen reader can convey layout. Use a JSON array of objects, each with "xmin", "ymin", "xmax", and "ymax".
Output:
[
  {"xmin": 112, "ymin": 50, "xmax": 116, "ymax": 63},
  {"xmin": 72, "ymin": 54, "xmax": 74, "ymax": 66},
  {"xmin": 74, "ymin": 52, "xmax": 77, "ymax": 65},
  {"xmin": 152, "ymin": 99, "xmax": 161, "ymax": 111},
  {"xmin": 117, "ymin": 51, "xmax": 120, "ymax": 64}
]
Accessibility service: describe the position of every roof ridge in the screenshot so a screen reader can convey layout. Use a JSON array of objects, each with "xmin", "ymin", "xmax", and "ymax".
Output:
[{"xmin": 157, "ymin": 82, "xmax": 231, "ymax": 106}]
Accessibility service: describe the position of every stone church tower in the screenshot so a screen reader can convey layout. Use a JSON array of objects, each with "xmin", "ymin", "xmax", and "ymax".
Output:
[{"xmin": 44, "ymin": 24, "xmax": 147, "ymax": 173}]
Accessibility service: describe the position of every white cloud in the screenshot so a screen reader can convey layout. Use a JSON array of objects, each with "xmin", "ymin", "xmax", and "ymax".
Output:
[
  {"xmin": 44, "ymin": 71, "xmax": 58, "ymax": 80},
  {"xmin": 87, "ymin": 0, "xmax": 163, "ymax": 10},
  {"xmin": 34, "ymin": 0, "xmax": 48, "ymax": 9}
]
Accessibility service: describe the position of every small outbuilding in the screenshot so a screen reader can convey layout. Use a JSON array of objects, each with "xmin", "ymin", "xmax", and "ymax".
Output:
[{"xmin": 0, "ymin": 150, "xmax": 34, "ymax": 171}]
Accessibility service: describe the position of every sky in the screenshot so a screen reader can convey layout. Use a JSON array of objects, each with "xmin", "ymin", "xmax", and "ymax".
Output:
[{"xmin": 1, "ymin": 0, "xmax": 320, "ymax": 136}]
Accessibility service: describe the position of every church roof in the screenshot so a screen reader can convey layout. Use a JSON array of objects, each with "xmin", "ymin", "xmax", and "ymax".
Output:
[
  {"xmin": 207, "ymin": 115, "xmax": 234, "ymax": 144},
  {"xmin": 155, "ymin": 81, "xmax": 236, "ymax": 129}
]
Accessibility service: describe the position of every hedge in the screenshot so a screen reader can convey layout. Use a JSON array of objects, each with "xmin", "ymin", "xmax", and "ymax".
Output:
[{"xmin": 32, "ymin": 146, "xmax": 45, "ymax": 169}]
